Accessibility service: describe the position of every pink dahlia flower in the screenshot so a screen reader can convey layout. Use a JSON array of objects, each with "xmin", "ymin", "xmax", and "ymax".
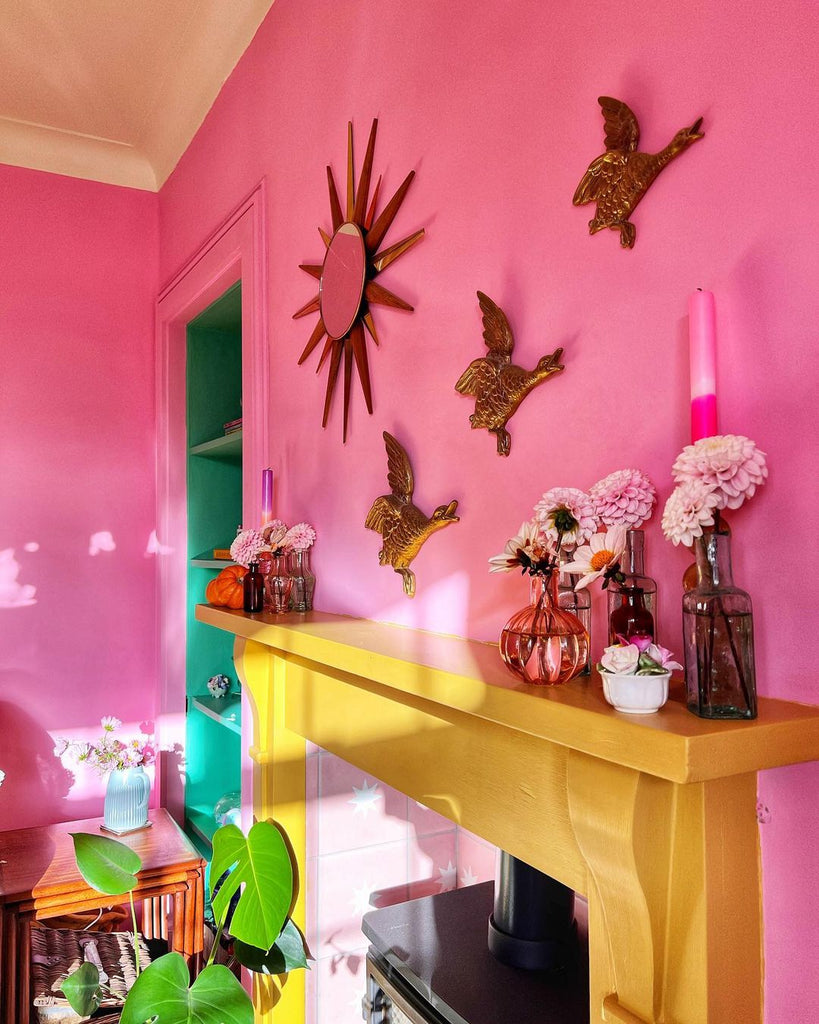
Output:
[
  {"xmin": 285, "ymin": 522, "xmax": 316, "ymax": 551},
  {"xmin": 661, "ymin": 480, "xmax": 721, "ymax": 546},
  {"xmin": 589, "ymin": 468, "xmax": 656, "ymax": 528},
  {"xmin": 533, "ymin": 487, "xmax": 597, "ymax": 547},
  {"xmin": 230, "ymin": 528, "xmax": 267, "ymax": 567},
  {"xmin": 672, "ymin": 435, "xmax": 767, "ymax": 511}
]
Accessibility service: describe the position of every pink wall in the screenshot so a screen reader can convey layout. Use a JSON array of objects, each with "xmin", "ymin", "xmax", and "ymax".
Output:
[
  {"xmin": 0, "ymin": 165, "xmax": 159, "ymax": 829},
  {"xmin": 157, "ymin": 1, "xmax": 819, "ymax": 1020}
]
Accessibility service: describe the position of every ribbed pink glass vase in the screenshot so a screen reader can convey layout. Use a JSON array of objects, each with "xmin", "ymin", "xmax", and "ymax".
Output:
[{"xmin": 500, "ymin": 573, "xmax": 589, "ymax": 685}]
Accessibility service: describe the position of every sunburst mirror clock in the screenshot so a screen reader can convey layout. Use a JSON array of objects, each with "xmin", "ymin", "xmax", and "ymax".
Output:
[{"xmin": 294, "ymin": 119, "xmax": 425, "ymax": 441}]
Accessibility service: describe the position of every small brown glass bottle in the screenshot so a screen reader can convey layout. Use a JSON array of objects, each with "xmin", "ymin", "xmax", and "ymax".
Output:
[{"xmin": 243, "ymin": 561, "xmax": 264, "ymax": 613}]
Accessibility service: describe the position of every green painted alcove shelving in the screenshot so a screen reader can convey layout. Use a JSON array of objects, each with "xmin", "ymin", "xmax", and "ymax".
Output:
[{"xmin": 185, "ymin": 281, "xmax": 243, "ymax": 856}]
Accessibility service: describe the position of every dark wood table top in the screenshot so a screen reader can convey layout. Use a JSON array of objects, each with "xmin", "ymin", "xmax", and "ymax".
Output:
[{"xmin": 0, "ymin": 808, "xmax": 203, "ymax": 905}]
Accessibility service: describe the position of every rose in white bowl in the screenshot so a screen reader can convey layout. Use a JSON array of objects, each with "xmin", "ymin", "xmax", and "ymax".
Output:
[
  {"xmin": 598, "ymin": 640, "xmax": 682, "ymax": 714},
  {"xmin": 599, "ymin": 640, "xmax": 682, "ymax": 677}
]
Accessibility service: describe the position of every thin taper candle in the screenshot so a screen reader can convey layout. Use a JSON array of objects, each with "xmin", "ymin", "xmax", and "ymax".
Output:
[
  {"xmin": 261, "ymin": 468, "xmax": 273, "ymax": 525},
  {"xmin": 689, "ymin": 289, "xmax": 718, "ymax": 442}
]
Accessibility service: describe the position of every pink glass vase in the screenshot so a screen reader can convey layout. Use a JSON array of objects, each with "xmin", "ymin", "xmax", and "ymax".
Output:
[{"xmin": 500, "ymin": 573, "xmax": 589, "ymax": 686}]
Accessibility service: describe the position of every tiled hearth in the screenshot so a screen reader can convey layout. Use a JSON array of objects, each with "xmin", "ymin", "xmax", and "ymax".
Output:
[{"xmin": 304, "ymin": 747, "xmax": 497, "ymax": 1023}]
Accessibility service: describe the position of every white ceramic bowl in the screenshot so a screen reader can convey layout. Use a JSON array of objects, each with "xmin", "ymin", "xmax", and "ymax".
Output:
[{"xmin": 601, "ymin": 671, "xmax": 670, "ymax": 714}]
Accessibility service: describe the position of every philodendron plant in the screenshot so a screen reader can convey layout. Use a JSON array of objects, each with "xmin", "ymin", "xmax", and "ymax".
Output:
[{"xmin": 61, "ymin": 820, "xmax": 309, "ymax": 1024}]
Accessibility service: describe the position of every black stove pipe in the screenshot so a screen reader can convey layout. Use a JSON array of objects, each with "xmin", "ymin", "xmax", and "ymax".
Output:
[{"xmin": 488, "ymin": 851, "xmax": 576, "ymax": 971}]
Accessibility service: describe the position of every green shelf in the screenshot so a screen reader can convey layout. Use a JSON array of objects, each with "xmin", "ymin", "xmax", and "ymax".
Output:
[
  {"xmin": 189, "ymin": 430, "xmax": 242, "ymax": 462},
  {"xmin": 190, "ymin": 552, "xmax": 235, "ymax": 568},
  {"xmin": 186, "ymin": 805, "xmax": 218, "ymax": 849},
  {"xmin": 190, "ymin": 693, "xmax": 241, "ymax": 735}
]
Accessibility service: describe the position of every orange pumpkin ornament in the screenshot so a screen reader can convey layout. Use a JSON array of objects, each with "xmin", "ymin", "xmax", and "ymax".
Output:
[{"xmin": 206, "ymin": 564, "xmax": 248, "ymax": 609}]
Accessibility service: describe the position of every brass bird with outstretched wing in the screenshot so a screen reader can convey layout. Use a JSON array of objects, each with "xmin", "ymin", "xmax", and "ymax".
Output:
[
  {"xmin": 365, "ymin": 431, "xmax": 459, "ymax": 597},
  {"xmin": 573, "ymin": 97, "xmax": 704, "ymax": 248},
  {"xmin": 455, "ymin": 291, "xmax": 564, "ymax": 456}
]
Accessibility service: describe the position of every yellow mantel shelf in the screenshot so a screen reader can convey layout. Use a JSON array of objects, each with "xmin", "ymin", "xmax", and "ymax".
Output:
[{"xmin": 196, "ymin": 604, "xmax": 819, "ymax": 785}]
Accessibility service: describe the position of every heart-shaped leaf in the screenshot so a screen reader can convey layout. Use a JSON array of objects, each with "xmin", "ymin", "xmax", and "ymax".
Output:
[
  {"xmin": 233, "ymin": 919, "xmax": 310, "ymax": 975},
  {"xmin": 60, "ymin": 961, "xmax": 103, "ymax": 1017},
  {"xmin": 210, "ymin": 821, "xmax": 292, "ymax": 950},
  {"xmin": 70, "ymin": 832, "xmax": 141, "ymax": 895},
  {"xmin": 120, "ymin": 954, "xmax": 252, "ymax": 1024}
]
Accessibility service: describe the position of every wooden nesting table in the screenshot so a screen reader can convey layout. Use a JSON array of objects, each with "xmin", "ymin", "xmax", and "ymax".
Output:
[{"xmin": 0, "ymin": 807, "xmax": 205, "ymax": 1024}]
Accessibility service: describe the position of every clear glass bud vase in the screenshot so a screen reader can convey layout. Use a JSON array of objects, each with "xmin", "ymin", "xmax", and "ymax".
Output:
[
  {"xmin": 500, "ymin": 573, "xmax": 589, "ymax": 686},
  {"xmin": 608, "ymin": 528, "xmax": 657, "ymax": 645},
  {"xmin": 263, "ymin": 552, "xmax": 293, "ymax": 614},
  {"xmin": 558, "ymin": 566, "xmax": 591, "ymax": 676},
  {"xmin": 289, "ymin": 549, "xmax": 315, "ymax": 612},
  {"xmin": 683, "ymin": 528, "xmax": 757, "ymax": 719}
]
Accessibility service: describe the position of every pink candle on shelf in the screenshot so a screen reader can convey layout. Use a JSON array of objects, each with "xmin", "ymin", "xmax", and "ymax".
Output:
[
  {"xmin": 261, "ymin": 468, "xmax": 273, "ymax": 525},
  {"xmin": 689, "ymin": 289, "xmax": 718, "ymax": 442}
]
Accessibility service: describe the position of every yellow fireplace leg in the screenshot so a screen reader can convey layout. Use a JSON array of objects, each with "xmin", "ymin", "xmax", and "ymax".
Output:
[
  {"xmin": 568, "ymin": 750, "xmax": 762, "ymax": 1024},
  {"xmin": 235, "ymin": 638, "xmax": 307, "ymax": 1024}
]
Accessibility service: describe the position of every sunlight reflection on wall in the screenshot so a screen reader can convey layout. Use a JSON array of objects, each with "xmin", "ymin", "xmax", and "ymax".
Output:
[
  {"xmin": 380, "ymin": 569, "xmax": 470, "ymax": 636},
  {"xmin": 0, "ymin": 547, "xmax": 37, "ymax": 607},
  {"xmin": 88, "ymin": 531, "xmax": 116, "ymax": 555},
  {"xmin": 145, "ymin": 529, "xmax": 173, "ymax": 556}
]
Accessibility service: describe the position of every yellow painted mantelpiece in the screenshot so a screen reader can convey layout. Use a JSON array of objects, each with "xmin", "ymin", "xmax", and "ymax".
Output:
[{"xmin": 196, "ymin": 605, "xmax": 819, "ymax": 1024}]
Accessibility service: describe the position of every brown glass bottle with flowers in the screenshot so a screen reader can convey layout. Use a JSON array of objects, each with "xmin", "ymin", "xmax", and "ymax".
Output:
[{"xmin": 490, "ymin": 519, "xmax": 588, "ymax": 686}]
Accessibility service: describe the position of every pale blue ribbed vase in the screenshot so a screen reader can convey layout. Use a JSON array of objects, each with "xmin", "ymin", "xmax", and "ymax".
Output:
[{"xmin": 103, "ymin": 767, "xmax": 150, "ymax": 832}]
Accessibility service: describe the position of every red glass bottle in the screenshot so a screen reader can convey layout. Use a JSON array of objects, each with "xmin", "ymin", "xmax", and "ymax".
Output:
[{"xmin": 607, "ymin": 529, "xmax": 657, "ymax": 645}]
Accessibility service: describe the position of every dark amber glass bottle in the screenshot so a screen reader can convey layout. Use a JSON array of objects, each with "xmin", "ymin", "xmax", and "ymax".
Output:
[{"xmin": 243, "ymin": 561, "xmax": 264, "ymax": 613}]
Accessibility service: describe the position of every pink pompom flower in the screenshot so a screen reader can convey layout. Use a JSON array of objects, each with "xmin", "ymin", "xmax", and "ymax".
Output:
[
  {"xmin": 285, "ymin": 522, "xmax": 316, "ymax": 551},
  {"xmin": 672, "ymin": 435, "xmax": 767, "ymax": 511},
  {"xmin": 661, "ymin": 480, "xmax": 721, "ymax": 546},
  {"xmin": 589, "ymin": 468, "xmax": 656, "ymax": 528},
  {"xmin": 230, "ymin": 528, "xmax": 267, "ymax": 567}
]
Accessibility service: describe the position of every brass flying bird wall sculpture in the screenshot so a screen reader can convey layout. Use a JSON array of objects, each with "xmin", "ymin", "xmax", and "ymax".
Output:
[
  {"xmin": 455, "ymin": 291, "xmax": 565, "ymax": 456},
  {"xmin": 573, "ymin": 96, "xmax": 704, "ymax": 248},
  {"xmin": 365, "ymin": 431, "xmax": 459, "ymax": 598},
  {"xmin": 294, "ymin": 118, "xmax": 425, "ymax": 442}
]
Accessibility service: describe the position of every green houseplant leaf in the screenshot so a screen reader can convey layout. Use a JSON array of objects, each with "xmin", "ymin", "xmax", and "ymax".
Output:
[
  {"xmin": 70, "ymin": 832, "xmax": 142, "ymax": 895},
  {"xmin": 210, "ymin": 821, "xmax": 292, "ymax": 950},
  {"xmin": 233, "ymin": 918, "xmax": 310, "ymax": 975},
  {"xmin": 60, "ymin": 961, "xmax": 103, "ymax": 1018},
  {"xmin": 120, "ymin": 954, "xmax": 253, "ymax": 1024}
]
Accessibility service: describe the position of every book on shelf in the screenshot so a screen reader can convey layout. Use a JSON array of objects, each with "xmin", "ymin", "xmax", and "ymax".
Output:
[
  {"xmin": 223, "ymin": 417, "xmax": 242, "ymax": 434},
  {"xmin": 212, "ymin": 548, "xmax": 232, "ymax": 560}
]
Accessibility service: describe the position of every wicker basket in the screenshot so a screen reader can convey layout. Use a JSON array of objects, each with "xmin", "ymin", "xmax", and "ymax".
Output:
[{"xmin": 30, "ymin": 925, "xmax": 154, "ymax": 1024}]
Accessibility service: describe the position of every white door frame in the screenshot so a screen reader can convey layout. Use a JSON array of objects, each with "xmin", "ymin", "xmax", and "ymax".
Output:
[{"xmin": 155, "ymin": 182, "xmax": 268, "ymax": 820}]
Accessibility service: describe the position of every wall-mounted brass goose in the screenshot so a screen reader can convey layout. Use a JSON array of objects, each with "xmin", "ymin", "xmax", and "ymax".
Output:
[
  {"xmin": 573, "ymin": 96, "xmax": 704, "ymax": 248},
  {"xmin": 455, "ymin": 291, "xmax": 564, "ymax": 456},
  {"xmin": 365, "ymin": 431, "xmax": 459, "ymax": 597}
]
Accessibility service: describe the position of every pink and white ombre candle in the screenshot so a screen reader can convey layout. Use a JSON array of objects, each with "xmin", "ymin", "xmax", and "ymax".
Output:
[
  {"xmin": 689, "ymin": 289, "xmax": 718, "ymax": 442},
  {"xmin": 261, "ymin": 468, "xmax": 273, "ymax": 525}
]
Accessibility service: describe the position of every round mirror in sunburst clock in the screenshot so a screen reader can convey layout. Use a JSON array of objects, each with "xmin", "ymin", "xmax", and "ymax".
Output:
[{"xmin": 293, "ymin": 118, "xmax": 425, "ymax": 442}]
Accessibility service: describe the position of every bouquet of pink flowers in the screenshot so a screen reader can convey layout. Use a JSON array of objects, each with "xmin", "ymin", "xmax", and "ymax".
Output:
[
  {"xmin": 230, "ymin": 520, "xmax": 316, "ymax": 568},
  {"xmin": 57, "ymin": 717, "xmax": 156, "ymax": 774}
]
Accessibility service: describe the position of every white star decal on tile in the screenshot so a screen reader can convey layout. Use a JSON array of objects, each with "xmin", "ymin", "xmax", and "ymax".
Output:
[
  {"xmin": 437, "ymin": 861, "xmax": 457, "ymax": 892},
  {"xmin": 348, "ymin": 779, "xmax": 382, "ymax": 816},
  {"xmin": 459, "ymin": 866, "xmax": 479, "ymax": 887}
]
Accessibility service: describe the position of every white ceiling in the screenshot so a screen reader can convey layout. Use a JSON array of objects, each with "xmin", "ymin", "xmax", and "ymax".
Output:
[{"xmin": 0, "ymin": 0, "xmax": 275, "ymax": 191}]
